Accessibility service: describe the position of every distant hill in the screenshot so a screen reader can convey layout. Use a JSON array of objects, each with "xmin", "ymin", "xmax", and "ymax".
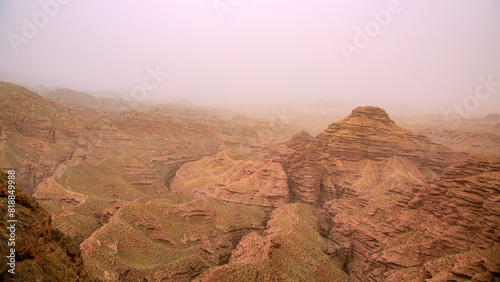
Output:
[
  {"xmin": 46, "ymin": 88, "xmax": 149, "ymax": 112},
  {"xmin": 47, "ymin": 88, "xmax": 99, "ymax": 107}
]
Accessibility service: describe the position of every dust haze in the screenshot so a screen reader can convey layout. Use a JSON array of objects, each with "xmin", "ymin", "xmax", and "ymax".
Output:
[
  {"xmin": 1, "ymin": 0, "xmax": 500, "ymax": 115},
  {"xmin": 2, "ymin": 1, "xmax": 500, "ymax": 281}
]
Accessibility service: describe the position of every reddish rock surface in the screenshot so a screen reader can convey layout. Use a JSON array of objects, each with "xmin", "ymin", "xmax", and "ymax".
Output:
[
  {"xmin": 195, "ymin": 203, "xmax": 350, "ymax": 281},
  {"xmin": 175, "ymin": 106, "xmax": 499, "ymax": 281},
  {"xmin": 2, "ymin": 83, "xmax": 499, "ymax": 281},
  {"xmin": 314, "ymin": 108, "xmax": 499, "ymax": 281},
  {"xmin": 171, "ymin": 151, "xmax": 289, "ymax": 208},
  {"xmin": 0, "ymin": 171, "xmax": 86, "ymax": 281},
  {"xmin": 280, "ymin": 130, "xmax": 323, "ymax": 205},
  {"xmin": 80, "ymin": 196, "xmax": 267, "ymax": 281}
]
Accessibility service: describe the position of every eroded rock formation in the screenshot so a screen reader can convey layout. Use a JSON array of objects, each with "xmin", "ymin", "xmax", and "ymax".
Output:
[
  {"xmin": 80, "ymin": 196, "xmax": 266, "ymax": 281},
  {"xmin": 0, "ymin": 171, "xmax": 86, "ymax": 281},
  {"xmin": 2, "ymin": 83, "xmax": 499, "ymax": 281},
  {"xmin": 171, "ymin": 106, "xmax": 499, "ymax": 281},
  {"xmin": 171, "ymin": 152, "xmax": 289, "ymax": 208},
  {"xmin": 195, "ymin": 203, "xmax": 350, "ymax": 281}
]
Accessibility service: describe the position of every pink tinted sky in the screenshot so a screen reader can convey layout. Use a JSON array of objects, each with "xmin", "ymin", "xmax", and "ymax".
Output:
[{"xmin": 0, "ymin": 0, "xmax": 499, "ymax": 114}]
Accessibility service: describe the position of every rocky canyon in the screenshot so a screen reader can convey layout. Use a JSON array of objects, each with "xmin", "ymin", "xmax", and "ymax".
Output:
[{"xmin": 1, "ymin": 82, "xmax": 499, "ymax": 281}]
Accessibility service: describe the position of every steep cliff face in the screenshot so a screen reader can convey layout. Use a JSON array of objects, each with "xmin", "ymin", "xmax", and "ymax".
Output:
[
  {"xmin": 166, "ymin": 106, "xmax": 499, "ymax": 281},
  {"xmin": 0, "ymin": 171, "xmax": 86, "ymax": 281},
  {"xmin": 405, "ymin": 155, "xmax": 500, "ymax": 281},
  {"xmin": 315, "ymin": 106, "xmax": 464, "ymax": 173},
  {"xmin": 0, "ymin": 82, "xmax": 295, "ymax": 245},
  {"xmin": 169, "ymin": 106, "xmax": 468, "ymax": 215},
  {"xmin": 313, "ymin": 108, "xmax": 498, "ymax": 281},
  {"xmin": 0, "ymin": 82, "xmax": 89, "ymax": 193},
  {"xmin": 0, "ymin": 82, "xmax": 302, "ymax": 280},
  {"xmin": 418, "ymin": 155, "xmax": 500, "ymax": 248},
  {"xmin": 280, "ymin": 130, "xmax": 323, "ymax": 205},
  {"xmin": 345, "ymin": 155, "xmax": 500, "ymax": 281},
  {"xmin": 199, "ymin": 106, "xmax": 497, "ymax": 280},
  {"xmin": 1, "ymin": 81, "xmax": 295, "ymax": 196},
  {"xmin": 317, "ymin": 106, "xmax": 425, "ymax": 162},
  {"xmin": 269, "ymin": 107, "xmax": 465, "ymax": 205}
]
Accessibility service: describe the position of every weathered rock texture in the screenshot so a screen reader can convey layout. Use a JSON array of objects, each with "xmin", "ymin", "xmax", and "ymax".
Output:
[
  {"xmin": 195, "ymin": 203, "xmax": 351, "ymax": 282},
  {"xmin": 173, "ymin": 106, "xmax": 499, "ymax": 281},
  {"xmin": 329, "ymin": 154, "xmax": 500, "ymax": 281},
  {"xmin": 171, "ymin": 152, "xmax": 289, "ymax": 208},
  {"xmin": 3, "ymin": 83, "xmax": 499, "ymax": 281},
  {"xmin": 0, "ymin": 171, "xmax": 86, "ymax": 281},
  {"xmin": 1, "ymin": 81, "xmax": 294, "ymax": 243},
  {"xmin": 313, "ymin": 108, "xmax": 499, "ymax": 281},
  {"xmin": 80, "ymin": 196, "xmax": 266, "ymax": 281},
  {"xmin": 280, "ymin": 130, "xmax": 323, "ymax": 204},
  {"xmin": 0, "ymin": 82, "xmax": 298, "ymax": 280}
]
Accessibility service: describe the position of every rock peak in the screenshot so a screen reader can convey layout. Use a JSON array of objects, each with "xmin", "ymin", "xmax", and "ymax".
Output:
[
  {"xmin": 295, "ymin": 129, "xmax": 312, "ymax": 139},
  {"xmin": 315, "ymin": 106, "xmax": 462, "ymax": 164},
  {"xmin": 340, "ymin": 106, "xmax": 396, "ymax": 127},
  {"xmin": 287, "ymin": 129, "xmax": 314, "ymax": 148},
  {"xmin": 289, "ymin": 130, "xmax": 313, "ymax": 141},
  {"xmin": 351, "ymin": 106, "xmax": 391, "ymax": 119}
]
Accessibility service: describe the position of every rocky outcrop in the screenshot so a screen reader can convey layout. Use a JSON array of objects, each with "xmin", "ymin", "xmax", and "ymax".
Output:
[
  {"xmin": 419, "ymin": 155, "xmax": 500, "ymax": 247},
  {"xmin": 120, "ymin": 158, "xmax": 157, "ymax": 186},
  {"xmin": 0, "ymin": 83, "xmax": 90, "ymax": 193},
  {"xmin": 0, "ymin": 82, "xmax": 298, "ymax": 253},
  {"xmin": 195, "ymin": 203, "xmax": 350, "ymax": 281},
  {"xmin": 279, "ymin": 130, "xmax": 323, "ymax": 205},
  {"xmin": 323, "ymin": 154, "xmax": 500, "ymax": 281},
  {"xmin": 0, "ymin": 171, "xmax": 86, "ymax": 281},
  {"xmin": 170, "ymin": 106, "xmax": 466, "ymax": 212},
  {"xmin": 5, "ymin": 82, "xmax": 499, "ymax": 281},
  {"xmin": 1, "ymin": 82, "xmax": 295, "ymax": 196},
  {"xmin": 171, "ymin": 152, "xmax": 289, "ymax": 208},
  {"xmin": 261, "ymin": 107, "xmax": 463, "ymax": 206},
  {"xmin": 167, "ymin": 105, "xmax": 498, "ymax": 280},
  {"xmin": 316, "ymin": 106, "xmax": 463, "ymax": 170},
  {"xmin": 259, "ymin": 106, "xmax": 497, "ymax": 281}
]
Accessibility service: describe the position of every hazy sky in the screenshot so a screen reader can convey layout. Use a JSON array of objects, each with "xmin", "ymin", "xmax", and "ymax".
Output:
[{"xmin": 1, "ymin": 0, "xmax": 499, "ymax": 114}]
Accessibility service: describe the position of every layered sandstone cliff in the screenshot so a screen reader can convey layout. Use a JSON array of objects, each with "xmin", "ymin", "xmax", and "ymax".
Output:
[
  {"xmin": 172, "ymin": 106, "xmax": 499, "ymax": 281},
  {"xmin": 315, "ymin": 108, "xmax": 498, "ymax": 281},
  {"xmin": 3, "ymin": 84, "xmax": 499, "ymax": 281}
]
